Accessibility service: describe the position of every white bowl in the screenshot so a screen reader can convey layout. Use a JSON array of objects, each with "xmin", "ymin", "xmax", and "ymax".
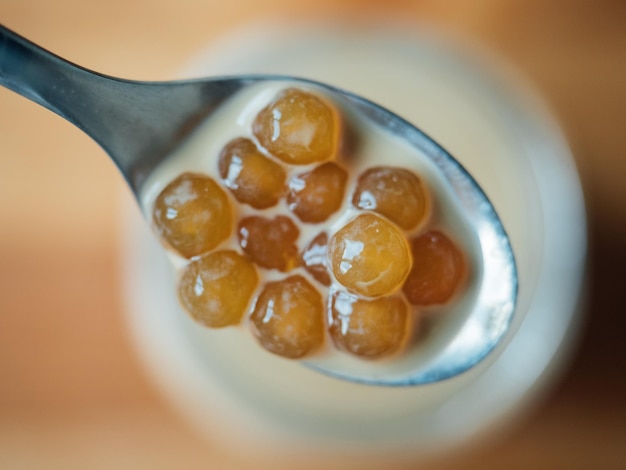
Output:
[{"xmin": 120, "ymin": 21, "xmax": 586, "ymax": 461}]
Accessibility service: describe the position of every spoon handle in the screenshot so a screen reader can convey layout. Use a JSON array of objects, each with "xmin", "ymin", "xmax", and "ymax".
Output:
[{"xmin": 0, "ymin": 25, "xmax": 235, "ymax": 192}]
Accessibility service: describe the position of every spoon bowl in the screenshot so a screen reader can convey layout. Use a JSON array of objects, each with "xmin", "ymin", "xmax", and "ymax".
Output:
[{"xmin": 0, "ymin": 25, "xmax": 517, "ymax": 386}]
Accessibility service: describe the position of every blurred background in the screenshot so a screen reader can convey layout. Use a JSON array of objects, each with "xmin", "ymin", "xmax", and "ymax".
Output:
[{"xmin": 0, "ymin": 0, "xmax": 625, "ymax": 468}]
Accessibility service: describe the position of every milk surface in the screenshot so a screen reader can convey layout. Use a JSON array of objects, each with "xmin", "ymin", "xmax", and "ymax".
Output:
[{"xmin": 141, "ymin": 80, "xmax": 482, "ymax": 383}]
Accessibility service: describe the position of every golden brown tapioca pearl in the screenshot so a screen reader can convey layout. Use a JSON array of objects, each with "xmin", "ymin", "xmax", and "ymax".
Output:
[
  {"xmin": 237, "ymin": 215, "xmax": 300, "ymax": 272},
  {"xmin": 218, "ymin": 137, "xmax": 286, "ymax": 209},
  {"xmin": 402, "ymin": 230, "xmax": 465, "ymax": 305},
  {"xmin": 328, "ymin": 213, "xmax": 411, "ymax": 297},
  {"xmin": 301, "ymin": 232, "xmax": 331, "ymax": 287},
  {"xmin": 178, "ymin": 250, "xmax": 258, "ymax": 328},
  {"xmin": 253, "ymin": 88, "xmax": 338, "ymax": 165},
  {"xmin": 250, "ymin": 275, "xmax": 324, "ymax": 359},
  {"xmin": 329, "ymin": 291, "xmax": 409, "ymax": 359},
  {"xmin": 153, "ymin": 172, "xmax": 232, "ymax": 259},
  {"xmin": 352, "ymin": 166, "xmax": 429, "ymax": 230},
  {"xmin": 287, "ymin": 162, "xmax": 347, "ymax": 223}
]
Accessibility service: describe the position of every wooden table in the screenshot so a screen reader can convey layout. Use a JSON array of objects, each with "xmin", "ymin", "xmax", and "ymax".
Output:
[{"xmin": 1, "ymin": 1, "xmax": 625, "ymax": 468}]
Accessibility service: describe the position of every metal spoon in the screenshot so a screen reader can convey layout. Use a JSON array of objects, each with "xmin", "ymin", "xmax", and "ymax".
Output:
[{"xmin": 0, "ymin": 25, "xmax": 517, "ymax": 386}]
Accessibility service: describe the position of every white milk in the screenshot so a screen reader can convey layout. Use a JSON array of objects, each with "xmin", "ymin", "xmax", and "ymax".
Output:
[
  {"xmin": 140, "ymin": 80, "xmax": 483, "ymax": 383},
  {"xmin": 122, "ymin": 22, "xmax": 586, "ymax": 459}
]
